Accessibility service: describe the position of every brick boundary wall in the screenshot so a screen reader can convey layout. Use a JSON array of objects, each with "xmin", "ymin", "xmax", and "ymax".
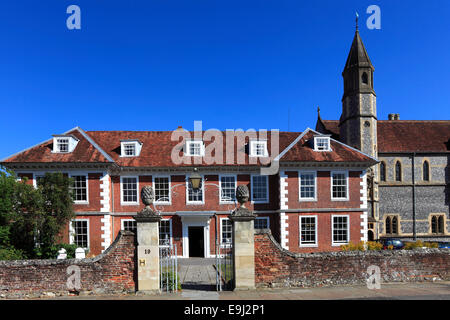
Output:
[
  {"xmin": 255, "ymin": 229, "xmax": 450, "ymax": 288},
  {"xmin": 0, "ymin": 231, "xmax": 136, "ymax": 298}
]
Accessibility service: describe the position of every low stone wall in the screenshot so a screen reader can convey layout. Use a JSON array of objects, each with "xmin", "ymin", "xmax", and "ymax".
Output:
[
  {"xmin": 0, "ymin": 231, "xmax": 136, "ymax": 298},
  {"xmin": 255, "ymin": 229, "xmax": 450, "ymax": 288}
]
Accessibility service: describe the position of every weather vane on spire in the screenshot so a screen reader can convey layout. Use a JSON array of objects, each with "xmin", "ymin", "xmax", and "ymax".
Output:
[{"xmin": 355, "ymin": 11, "xmax": 359, "ymax": 30}]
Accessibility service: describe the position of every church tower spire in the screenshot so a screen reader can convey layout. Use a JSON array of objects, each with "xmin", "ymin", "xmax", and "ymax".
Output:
[{"xmin": 339, "ymin": 27, "xmax": 377, "ymax": 158}]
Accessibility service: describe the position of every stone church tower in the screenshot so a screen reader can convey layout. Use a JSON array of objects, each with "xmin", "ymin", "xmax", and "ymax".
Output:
[{"xmin": 339, "ymin": 25, "xmax": 379, "ymax": 240}]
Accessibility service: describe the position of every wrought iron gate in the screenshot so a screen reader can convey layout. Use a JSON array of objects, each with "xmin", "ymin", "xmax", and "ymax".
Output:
[
  {"xmin": 159, "ymin": 244, "xmax": 178, "ymax": 292},
  {"xmin": 215, "ymin": 241, "xmax": 234, "ymax": 291}
]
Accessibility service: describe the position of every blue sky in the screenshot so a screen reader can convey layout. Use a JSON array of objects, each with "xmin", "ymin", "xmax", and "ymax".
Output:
[{"xmin": 1, "ymin": 0, "xmax": 449, "ymax": 160}]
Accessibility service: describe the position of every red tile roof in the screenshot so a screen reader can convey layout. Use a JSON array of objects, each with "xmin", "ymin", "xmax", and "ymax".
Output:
[
  {"xmin": 318, "ymin": 120, "xmax": 450, "ymax": 153},
  {"xmin": 2, "ymin": 128, "xmax": 112, "ymax": 164},
  {"xmin": 278, "ymin": 130, "xmax": 376, "ymax": 163},
  {"xmin": 2, "ymin": 127, "xmax": 377, "ymax": 168}
]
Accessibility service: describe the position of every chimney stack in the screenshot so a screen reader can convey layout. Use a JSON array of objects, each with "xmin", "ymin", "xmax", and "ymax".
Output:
[{"xmin": 388, "ymin": 114, "xmax": 400, "ymax": 120}]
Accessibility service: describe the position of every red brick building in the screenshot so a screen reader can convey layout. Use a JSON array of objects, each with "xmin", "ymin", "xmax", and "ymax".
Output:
[{"xmin": 1, "ymin": 127, "xmax": 377, "ymax": 256}]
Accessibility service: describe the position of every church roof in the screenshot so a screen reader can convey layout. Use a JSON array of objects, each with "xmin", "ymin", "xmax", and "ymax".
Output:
[{"xmin": 316, "ymin": 119, "xmax": 450, "ymax": 153}]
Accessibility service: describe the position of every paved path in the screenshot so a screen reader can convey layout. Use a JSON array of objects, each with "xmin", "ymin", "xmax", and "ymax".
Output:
[{"xmin": 178, "ymin": 258, "xmax": 219, "ymax": 293}]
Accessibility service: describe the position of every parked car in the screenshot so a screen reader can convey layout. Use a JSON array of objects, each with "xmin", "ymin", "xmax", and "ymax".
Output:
[
  {"xmin": 438, "ymin": 242, "xmax": 450, "ymax": 249},
  {"xmin": 379, "ymin": 238, "xmax": 405, "ymax": 250}
]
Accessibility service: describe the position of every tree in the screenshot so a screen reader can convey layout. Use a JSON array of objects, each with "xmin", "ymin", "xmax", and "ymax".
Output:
[
  {"xmin": 33, "ymin": 172, "xmax": 75, "ymax": 258},
  {"xmin": 0, "ymin": 168, "xmax": 75, "ymax": 259}
]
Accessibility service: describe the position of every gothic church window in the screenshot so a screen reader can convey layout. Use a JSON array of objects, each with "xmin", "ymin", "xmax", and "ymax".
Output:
[
  {"xmin": 385, "ymin": 216, "xmax": 398, "ymax": 235},
  {"xmin": 431, "ymin": 215, "xmax": 445, "ymax": 234},
  {"xmin": 380, "ymin": 162, "xmax": 386, "ymax": 182},
  {"xmin": 423, "ymin": 161, "xmax": 430, "ymax": 182},
  {"xmin": 395, "ymin": 161, "xmax": 402, "ymax": 182}
]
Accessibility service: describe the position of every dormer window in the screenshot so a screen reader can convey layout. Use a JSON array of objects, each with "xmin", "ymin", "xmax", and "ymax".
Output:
[
  {"xmin": 185, "ymin": 140, "xmax": 205, "ymax": 156},
  {"xmin": 314, "ymin": 136, "xmax": 331, "ymax": 152},
  {"xmin": 120, "ymin": 140, "xmax": 142, "ymax": 157},
  {"xmin": 249, "ymin": 140, "xmax": 268, "ymax": 157},
  {"xmin": 123, "ymin": 143, "xmax": 136, "ymax": 156},
  {"xmin": 57, "ymin": 138, "xmax": 69, "ymax": 152},
  {"xmin": 52, "ymin": 135, "xmax": 79, "ymax": 153}
]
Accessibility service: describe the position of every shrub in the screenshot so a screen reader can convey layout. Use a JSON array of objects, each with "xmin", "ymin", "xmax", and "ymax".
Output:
[
  {"xmin": 340, "ymin": 241, "xmax": 383, "ymax": 251},
  {"xmin": 405, "ymin": 241, "xmax": 438, "ymax": 250},
  {"xmin": 0, "ymin": 246, "xmax": 25, "ymax": 260},
  {"xmin": 366, "ymin": 241, "xmax": 383, "ymax": 251},
  {"xmin": 160, "ymin": 271, "xmax": 181, "ymax": 291}
]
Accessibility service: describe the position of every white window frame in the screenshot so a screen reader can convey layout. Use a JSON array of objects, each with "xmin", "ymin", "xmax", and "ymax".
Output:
[
  {"xmin": 69, "ymin": 173, "xmax": 89, "ymax": 204},
  {"xmin": 120, "ymin": 176, "xmax": 139, "ymax": 205},
  {"xmin": 331, "ymin": 215, "xmax": 350, "ymax": 246},
  {"xmin": 186, "ymin": 174, "xmax": 205, "ymax": 205},
  {"xmin": 298, "ymin": 171, "xmax": 317, "ymax": 201},
  {"xmin": 314, "ymin": 136, "xmax": 331, "ymax": 152},
  {"xmin": 121, "ymin": 219, "xmax": 137, "ymax": 232},
  {"xmin": 220, "ymin": 218, "xmax": 233, "ymax": 247},
  {"xmin": 52, "ymin": 136, "xmax": 79, "ymax": 153},
  {"xmin": 249, "ymin": 140, "xmax": 268, "ymax": 157},
  {"xmin": 69, "ymin": 218, "xmax": 90, "ymax": 250},
  {"xmin": 153, "ymin": 175, "xmax": 172, "ymax": 205},
  {"xmin": 159, "ymin": 219, "xmax": 173, "ymax": 247},
  {"xmin": 330, "ymin": 171, "xmax": 349, "ymax": 201},
  {"xmin": 120, "ymin": 140, "xmax": 142, "ymax": 157},
  {"xmin": 123, "ymin": 143, "xmax": 136, "ymax": 157},
  {"xmin": 251, "ymin": 174, "xmax": 269, "ymax": 204},
  {"xmin": 299, "ymin": 215, "xmax": 318, "ymax": 247},
  {"xmin": 219, "ymin": 174, "xmax": 237, "ymax": 204},
  {"xmin": 254, "ymin": 217, "xmax": 270, "ymax": 230},
  {"xmin": 56, "ymin": 138, "xmax": 69, "ymax": 153},
  {"xmin": 185, "ymin": 140, "xmax": 205, "ymax": 157}
]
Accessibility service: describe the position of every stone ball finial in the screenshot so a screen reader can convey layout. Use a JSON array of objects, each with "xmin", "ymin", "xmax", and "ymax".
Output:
[
  {"xmin": 141, "ymin": 186, "xmax": 155, "ymax": 206},
  {"xmin": 236, "ymin": 185, "xmax": 249, "ymax": 207}
]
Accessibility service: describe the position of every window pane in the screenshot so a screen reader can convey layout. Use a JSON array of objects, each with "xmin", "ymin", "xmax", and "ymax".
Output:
[
  {"xmin": 300, "ymin": 217, "xmax": 316, "ymax": 245},
  {"xmin": 122, "ymin": 177, "xmax": 138, "ymax": 202},
  {"xmin": 221, "ymin": 219, "xmax": 232, "ymax": 245},
  {"xmin": 124, "ymin": 144, "xmax": 136, "ymax": 156},
  {"xmin": 252, "ymin": 175, "xmax": 268, "ymax": 202},
  {"xmin": 254, "ymin": 218, "xmax": 269, "ymax": 229},
  {"xmin": 154, "ymin": 177, "xmax": 170, "ymax": 202},
  {"xmin": 251, "ymin": 141, "xmax": 267, "ymax": 156},
  {"xmin": 188, "ymin": 141, "xmax": 202, "ymax": 156},
  {"xmin": 423, "ymin": 161, "xmax": 430, "ymax": 181},
  {"xmin": 159, "ymin": 220, "xmax": 171, "ymax": 246},
  {"xmin": 220, "ymin": 176, "xmax": 236, "ymax": 202},
  {"xmin": 315, "ymin": 137, "xmax": 330, "ymax": 151},
  {"xmin": 332, "ymin": 173, "xmax": 347, "ymax": 199},
  {"xmin": 122, "ymin": 220, "xmax": 136, "ymax": 233},
  {"xmin": 438, "ymin": 216, "xmax": 444, "ymax": 234},
  {"xmin": 333, "ymin": 216, "xmax": 348, "ymax": 243},
  {"xmin": 386, "ymin": 216, "xmax": 392, "ymax": 234},
  {"xmin": 380, "ymin": 162, "xmax": 386, "ymax": 182},
  {"xmin": 300, "ymin": 173, "xmax": 315, "ymax": 199},
  {"xmin": 395, "ymin": 162, "xmax": 402, "ymax": 181},
  {"xmin": 71, "ymin": 175, "xmax": 87, "ymax": 202},
  {"xmin": 58, "ymin": 138, "xmax": 69, "ymax": 152},
  {"xmin": 188, "ymin": 179, "xmax": 203, "ymax": 202},
  {"xmin": 72, "ymin": 220, "xmax": 88, "ymax": 248}
]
